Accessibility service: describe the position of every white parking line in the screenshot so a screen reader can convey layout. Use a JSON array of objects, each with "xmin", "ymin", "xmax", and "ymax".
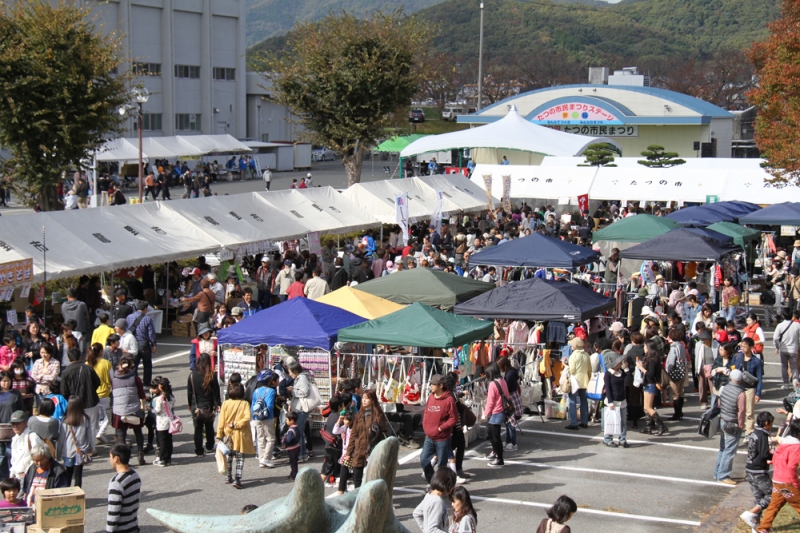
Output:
[
  {"xmin": 393, "ymin": 487, "xmax": 701, "ymax": 527},
  {"xmin": 464, "ymin": 454, "xmax": 733, "ymax": 487},
  {"xmin": 398, "ymin": 449, "xmax": 423, "ymax": 465},
  {"xmin": 153, "ymin": 350, "xmax": 189, "ymax": 365}
]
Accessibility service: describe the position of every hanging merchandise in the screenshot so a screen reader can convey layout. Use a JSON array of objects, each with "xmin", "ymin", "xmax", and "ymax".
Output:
[{"xmin": 220, "ymin": 344, "xmax": 257, "ymax": 385}]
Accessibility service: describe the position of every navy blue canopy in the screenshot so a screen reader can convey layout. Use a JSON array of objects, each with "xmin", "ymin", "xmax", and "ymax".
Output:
[
  {"xmin": 454, "ymin": 277, "xmax": 616, "ymax": 321},
  {"xmin": 681, "ymin": 227, "xmax": 734, "ymax": 244},
  {"xmin": 667, "ymin": 201, "xmax": 762, "ymax": 226},
  {"xmin": 469, "ymin": 233, "xmax": 599, "ymax": 268},
  {"xmin": 739, "ymin": 202, "xmax": 800, "ymax": 226},
  {"xmin": 619, "ymin": 228, "xmax": 742, "ymax": 262},
  {"xmin": 217, "ymin": 298, "xmax": 366, "ymax": 349}
]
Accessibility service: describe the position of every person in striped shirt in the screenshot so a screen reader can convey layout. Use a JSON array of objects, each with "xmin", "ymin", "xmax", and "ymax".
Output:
[{"xmin": 107, "ymin": 443, "xmax": 141, "ymax": 533}]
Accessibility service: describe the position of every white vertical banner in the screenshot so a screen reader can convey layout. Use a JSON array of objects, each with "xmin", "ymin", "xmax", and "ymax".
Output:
[
  {"xmin": 431, "ymin": 189, "xmax": 443, "ymax": 235},
  {"xmin": 482, "ymin": 174, "xmax": 493, "ymax": 212},
  {"xmin": 502, "ymin": 175, "xmax": 512, "ymax": 213},
  {"xmin": 395, "ymin": 192, "xmax": 409, "ymax": 246}
]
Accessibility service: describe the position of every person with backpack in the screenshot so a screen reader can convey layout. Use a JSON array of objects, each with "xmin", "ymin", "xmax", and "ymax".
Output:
[
  {"xmin": 483, "ymin": 363, "xmax": 510, "ymax": 467},
  {"xmin": 665, "ymin": 327, "xmax": 688, "ymax": 421},
  {"xmin": 251, "ymin": 370, "xmax": 277, "ymax": 469}
]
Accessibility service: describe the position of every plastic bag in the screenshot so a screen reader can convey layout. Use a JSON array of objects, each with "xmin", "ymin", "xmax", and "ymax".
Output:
[
  {"xmin": 633, "ymin": 367, "xmax": 644, "ymax": 388},
  {"xmin": 215, "ymin": 447, "xmax": 227, "ymax": 475},
  {"xmin": 603, "ymin": 405, "xmax": 622, "ymax": 435}
]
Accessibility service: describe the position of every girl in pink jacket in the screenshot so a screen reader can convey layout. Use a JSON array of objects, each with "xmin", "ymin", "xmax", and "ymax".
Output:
[{"xmin": 483, "ymin": 362, "xmax": 510, "ymax": 467}]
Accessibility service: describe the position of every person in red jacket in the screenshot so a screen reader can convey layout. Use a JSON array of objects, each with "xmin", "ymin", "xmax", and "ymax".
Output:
[
  {"xmin": 419, "ymin": 374, "xmax": 457, "ymax": 485},
  {"xmin": 757, "ymin": 418, "xmax": 800, "ymax": 532},
  {"xmin": 483, "ymin": 362, "xmax": 510, "ymax": 467}
]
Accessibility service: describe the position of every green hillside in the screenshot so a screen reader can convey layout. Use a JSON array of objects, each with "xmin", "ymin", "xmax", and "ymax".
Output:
[
  {"xmin": 245, "ymin": 0, "xmax": 447, "ymax": 46},
  {"xmin": 249, "ymin": 0, "xmax": 779, "ymax": 70}
]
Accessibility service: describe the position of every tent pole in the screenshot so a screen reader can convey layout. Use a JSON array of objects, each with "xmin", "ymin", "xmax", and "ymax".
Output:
[
  {"xmin": 399, "ymin": 157, "xmax": 404, "ymax": 180},
  {"xmin": 164, "ymin": 262, "xmax": 169, "ymax": 330}
]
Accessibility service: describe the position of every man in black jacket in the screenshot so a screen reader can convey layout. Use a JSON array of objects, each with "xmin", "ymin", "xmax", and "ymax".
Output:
[
  {"xmin": 112, "ymin": 289, "xmax": 134, "ymax": 323},
  {"xmin": 740, "ymin": 411, "xmax": 775, "ymax": 529},
  {"xmin": 61, "ymin": 348, "xmax": 101, "ymax": 442}
]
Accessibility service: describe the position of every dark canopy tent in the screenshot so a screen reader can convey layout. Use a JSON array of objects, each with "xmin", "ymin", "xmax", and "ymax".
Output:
[
  {"xmin": 453, "ymin": 277, "xmax": 616, "ymax": 321},
  {"xmin": 706, "ymin": 222, "xmax": 761, "ymax": 248},
  {"xmin": 592, "ymin": 214, "xmax": 680, "ymax": 243},
  {"xmin": 217, "ymin": 298, "xmax": 366, "ymax": 349},
  {"xmin": 681, "ymin": 227, "xmax": 734, "ymax": 244},
  {"xmin": 619, "ymin": 228, "xmax": 742, "ymax": 262},
  {"xmin": 337, "ymin": 302, "xmax": 494, "ymax": 347},
  {"xmin": 667, "ymin": 201, "xmax": 761, "ymax": 226},
  {"xmin": 352, "ymin": 268, "xmax": 494, "ymax": 310},
  {"xmin": 469, "ymin": 233, "xmax": 600, "ymax": 268},
  {"xmin": 739, "ymin": 202, "xmax": 800, "ymax": 226}
]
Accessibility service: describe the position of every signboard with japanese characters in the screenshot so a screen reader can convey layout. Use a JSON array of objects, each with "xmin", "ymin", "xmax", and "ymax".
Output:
[
  {"xmin": 0, "ymin": 259, "xmax": 33, "ymax": 288},
  {"xmin": 548, "ymin": 125, "xmax": 638, "ymax": 137},
  {"xmin": 532, "ymin": 102, "xmax": 623, "ymax": 125}
]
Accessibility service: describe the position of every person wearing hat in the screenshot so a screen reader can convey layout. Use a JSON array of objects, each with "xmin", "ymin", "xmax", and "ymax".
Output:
[
  {"xmin": 255, "ymin": 258, "xmax": 274, "ymax": 310},
  {"xmin": 230, "ymin": 307, "xmax": 244, "ymax": 323},
  {"xmin": 421, "ymin": 373, "xmax": 458, "ymax": 477},
  {"xmin": 791, "ymin": 239, "xmax": 800, "ymax": 268},
  {"xmin": 715, "ymin": 369, "xmax": 746, "ymax": 485},
  {"xmin": 602, "ymin": 351, "xmax": 629, "ymax": 448},
  {"xmin": 251, "ymin": 369, "xmax": 277, "ymax": 469},
  {"xmin": 206, "ymin": 272, "xmax": 225, "ymax": 305},
  {"xmin": 189, "ymin": 323, "xmax": 217, "ymax": 371},
  {"xmin": 9, "ymin": 410, "xmax": 43, "ymax": 480},
  {"xmin": 114, "ymin": 319, "xmax": 138, "ymax": 361},
  {"xmin": 112, "ymin": 289, "xmax": 134, "ymax": 323},
  {"xmin": 650, "ymin": 274, "xmax": 668, "ymax": 300},
  {"xmin": 91, "ymin": 311, "xmax": 115, "ymax": 348},
  {"xmin": 125, "ymin": 301, "xmax": 157, "ymax": 388},
  {"xmin": 565, "ymin": 337, "xmax": 591, "ymax": 431},
  {"xmin": 695, "ymin": 328, "xmax": 715, "ymax": 409}
]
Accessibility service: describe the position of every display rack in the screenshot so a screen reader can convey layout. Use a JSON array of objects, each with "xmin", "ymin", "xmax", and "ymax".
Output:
[
  {"xmin": 269, "ymin": 345, "xmax": 333, "ymax": 430},
  {"xmin": 219, "ymin": 343, "xmax": 258, "ymax": 385}
]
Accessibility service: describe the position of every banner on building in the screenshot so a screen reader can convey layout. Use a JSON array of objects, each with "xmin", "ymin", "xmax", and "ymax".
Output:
[
  {"xmin": 0, "ymin": 258, "xmax": 33, "ymax": 288},
  {"xmin": 431, "ymin": 190, "xmax": 443, "ymax": 235},
  {"xmin": 502, "ymin": 175, "xmax": 512, "ymax": 213},
  {"xmin": 577, "ymin": 194, "xmax": 589, "ymax": 214},
  {"xmin": 395, "ymin": 193, "xmax": 409, "ymax": 246}
]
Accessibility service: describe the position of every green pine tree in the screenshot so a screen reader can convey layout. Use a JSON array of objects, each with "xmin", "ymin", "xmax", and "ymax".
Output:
[
  {"xmin": 638, "ymin": 145, "xmax": 686, "ymax": 168},
  {"xmin": 578, "ymin": 143, "xmax": 617, "ymax": 167}
]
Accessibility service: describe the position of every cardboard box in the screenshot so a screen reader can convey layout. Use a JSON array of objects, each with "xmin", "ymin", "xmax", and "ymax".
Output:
[
  {"xmin": 28, "ymin": 526, "xmax": 84, "ymax": 533},
  {"xmin": 748, "ymin": 292, "xmax": 761, "ymax": 306},
  {"xmin": 34, "ymin": 487, "xmax": 85, "ymax": 529},
  {"xmin": 172, "ymin": 321, "xmax": 196, "ymax": 337}
]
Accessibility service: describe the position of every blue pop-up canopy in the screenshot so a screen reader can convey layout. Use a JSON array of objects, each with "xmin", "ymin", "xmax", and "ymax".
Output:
[
  {"xmin": 469, "ymin": 233, "xmax": 599, "ymax": 268},
  {"xmin": 216, "ymin": 298, "xmax": 366, "ymax": 349},
  {"xmin": 619, "ymin": 228, "xmax": 741, "ymax": 262},
  {"xmin": 739, "ymin": 202, "xmax": 800, "ymax": 226},
  {"xmin": 667, "ymin": 201, "xmax": 762, "ymax": 226}
]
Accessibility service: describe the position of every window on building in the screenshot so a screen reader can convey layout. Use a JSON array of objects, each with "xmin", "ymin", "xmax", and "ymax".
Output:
[
  {"xmin": 174, "ymin": 65, "xmax": 200, "ymax": 79},
  {"xmin": 213, "ymin": 67, "xmax": 236, "ymax": 81},
  {"xmin": 261, "ymin": 134, "xmax": 269, "ymax": 143},
  {"xmin": 133, "ymin": 62, "xmax": 162, "ymax": 76},
  {"xmin": 175, "ymin": 113, "xmax": 201, "ymax": 131},
  {"xmin": 133, "ymin": 113, "xmax": 163, "ymax": 131}
]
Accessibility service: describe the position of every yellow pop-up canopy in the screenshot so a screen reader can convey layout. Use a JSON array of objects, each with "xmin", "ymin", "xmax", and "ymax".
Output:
[{"xmin": 315, "ymin": 286, "xmax": 405, "ymax": 320}]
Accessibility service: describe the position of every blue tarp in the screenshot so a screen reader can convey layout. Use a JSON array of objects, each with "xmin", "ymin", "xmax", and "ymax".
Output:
[
  {"xmin": 739, "ymin": 202, "xmax": 800, "ymax": 226},
  {"xmin": 667, "ymin": 201, "xmax": 762, "ymax": 226},
  {"xmin": 469, "ymin": 233, "xmax": 600, "ymax": 268},
  {"xmin": 453, "ymin": 277, "xmax": 616, "ymax": 321},
  {"xmin": 619, "ymin": 228, "xmax": 741, "ymax": 262},
  {"xmin": 216, "ymin": 298, "xmax": 366, "ymax": 349},
  {"xmin": 681, "ymin": 227, "xmax": 735, "ymax": 244}
]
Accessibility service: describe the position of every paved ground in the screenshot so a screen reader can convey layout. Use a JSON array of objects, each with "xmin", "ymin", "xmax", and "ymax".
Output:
[
  {"xmin": 0, "ymin": 159, "xmax": 389, "ymax": 216},
  {"xmin": 75, "ymin": 319, "xmax": 790, "ymax": 533}
]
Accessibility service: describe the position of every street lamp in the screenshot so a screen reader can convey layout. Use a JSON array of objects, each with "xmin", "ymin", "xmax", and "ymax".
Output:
[
  {"xmin": 477, "ymin": 1, "xmax": 484, "ymax": 111},
  {"xmin": 131, "ymin": 87, "xmax": 149, "ymax": 203}
]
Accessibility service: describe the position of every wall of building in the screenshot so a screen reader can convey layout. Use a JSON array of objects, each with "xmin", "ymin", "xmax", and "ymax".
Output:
[{"xmin": 83, "ymin": 0, "xmax": 247, "ymax": 138}]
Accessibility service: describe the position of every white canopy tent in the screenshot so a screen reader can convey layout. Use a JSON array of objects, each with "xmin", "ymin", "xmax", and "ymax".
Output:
[
  {"xmin": 589, "ymin": 166, "xmax": 729, "ymax": 203},
  {"xmin": 255, "ymin": 188, "xmax": 379, "ymax": 235},
  {"xmin": 399, "ymin": 106, "xmax": 621, "ymax": 159},
  {"xmin": 95, "ymin": 134, "xmax": 250, "ymax": 162},
  {"xmin": 340, "ymin": 179, "xmax": 442, "ymax": 224},
  {"xmin": 416, "ymin": 174, "xmax": 499, "ymax": 212},
  {"xmin": 470, "ymin": 164, "xmax": 598, "ymax": 200}
]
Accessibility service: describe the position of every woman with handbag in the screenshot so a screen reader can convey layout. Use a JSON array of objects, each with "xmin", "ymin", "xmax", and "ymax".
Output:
[
  {"xmin": 666, "ymin": 327, "xmax": 688, "ymax": 421},
  {"xmin": 636, "ymin": 339, "xmax": 667, "ymax": 436},
  {"xmin": 216, "ymin": 381, "xmax": 254, "ymax": 489},
  {"xmin": 288, "ymin": 360, "xmax": 321, "ymax": 462},
  {"xmin": 187, "ymin": 353, "xmax": 221, "ymax": 458},
  {"xmin": 483, "ymin": 362, "xmax": 510, "ymax": 467},
  {"xmin": 342, "ymin": 389, "xmax": 386, "ymax": 491},
  {"xmin": 57, "ymin": 396, "xmax": 94, "ymax": 487},
  {"xmin": 0, "ymin": 371, "xmax": 24, "ymax": 479},
  {"xmin": 111, "ymin": 356, "xmax": 147, "ymax": 465},
  {"xmin": 86, "ymin": 343, "xmax": 112, "ymax": 444},
  {"xmin": 152, "ymin": 377, "xmax": 176, "ymax": 467}
]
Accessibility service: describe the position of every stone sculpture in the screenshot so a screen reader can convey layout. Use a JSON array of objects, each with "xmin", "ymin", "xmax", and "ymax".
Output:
[{"xmin": 147, "ymin": 436, "xmax": 411, "ymax": 533}]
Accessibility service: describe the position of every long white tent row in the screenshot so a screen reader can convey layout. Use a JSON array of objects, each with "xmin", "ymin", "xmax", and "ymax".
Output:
[
  {"xmin": 0, "ymin": 174, "xmax": 492, "ymax": 283},
  {"xmin": 472, "ymin": 157, "xmax": 799, "ymax": 204},
  {"xmin": 95, "ymin": 134, "xmax": 251, "ymax": 162}
]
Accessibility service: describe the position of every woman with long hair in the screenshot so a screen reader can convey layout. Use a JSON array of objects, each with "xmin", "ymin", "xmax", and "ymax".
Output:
[
  {"xmin": 636, "ymin": 339, "xmax": 667, "ymax": 436},
  {"xmin": 21, "ymin": 322, "xmax": 48, "ymax": 369},
  {"xmin": 450, "ymin": 486, "xmax": 478, "ymax": 533},
  {"xmin": 483, "ymin": 362, "xmax": 509, "ymax": 466},
  {"xmin": 692, "ymin": 303, "xmax": 715, "ymax": 335},
  {"xmin": 31, "ymin": 344, "xmax": 59, "ymax": 397},
  {"xmin": 666, "ymin": 327, "xmax": 688, "ymax": 421},
  {"xmin": 86, "ymin": 343, "xmax": 112, "ymax": 444},
  {"xmin": 152, "ymin": 376, "xmax": 176, "ymax": 467},
  {"xmin": 0, "ymin": 371, "xmax": 24, "ymax": 479},
  {"xmin": 342, "ymin": 389, "xmax": 386, "ymax": 491},
  {"xmin": 216, "ymin": 381, "xmax": 254, "ymax": 488},
  {"xmin": 111, "ymin": 356, "xmax": 147, "ymax": 465},
  {"xmin": 187, "ymin": 352, "xmax": 221, "ymax": 457},
  {"xmin": 57, "ymin": 396, "xmax": 94, "ymax": 487},
  {"xmin": 9, "ymin": 358, "xmax": 35, "ymax": 415}
]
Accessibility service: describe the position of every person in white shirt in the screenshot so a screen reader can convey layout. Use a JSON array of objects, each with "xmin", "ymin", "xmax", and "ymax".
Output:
[
  {"xmin": 304, "ymin": 269, "xmax": 330, "ymax": 299},
  {"xmin": 64, "ymin": 190, "xmax": 78, "ymax": 210},
  {"xmin": 262, "ymin": 167, "xmax": 272, "ymax": 191},
  {"xmin": 482, "ymin": 267, "xmax": 498, "ymax": 284},
  {"xmin": 114, "ymin": 319, "xmax": 138, "ymax": 358},
  {"xmin": 207, "ymin": 273, "xmax": 225, "ymax": 304},
  {"xmin": 9, "ymin": 411, "xmax": 43, "ymax": 480}
]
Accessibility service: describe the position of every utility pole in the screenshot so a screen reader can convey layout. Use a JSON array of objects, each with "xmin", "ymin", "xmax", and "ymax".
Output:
[{"xmin": 477, "ymin": 1, "xmax": 485, "ymax": 111}]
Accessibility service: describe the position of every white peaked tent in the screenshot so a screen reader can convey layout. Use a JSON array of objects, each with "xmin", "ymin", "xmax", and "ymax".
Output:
[
  {"xmin": 255, "ymin": 188, "xmax": 378, "ymax": 235},
  {"xmin": 340, "ymin": 179, "xmax": 441, "ymax": 224},
  {"xmin": 399, "ymin": 105, "xmax": 622, "ymax": 158},
  {"xmin": 95, "ymin": 134, "xmax": 250, "ymax": 162},
  {"xmin": 416, "ymin": 174, "xmax": 500, "ymax": 212}
]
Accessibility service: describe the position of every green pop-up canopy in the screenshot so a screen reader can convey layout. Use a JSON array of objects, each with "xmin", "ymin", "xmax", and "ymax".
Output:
[
  {"xmin": 337, "ymin": 302, "xmax": 494, "ymax": 347},
  {"xmin": 375, "ymin": 134, "xmax": 430, "ymax": 153},
  {"xmin": 353, "ymin": 268, "xmax": 495, "ymax": 310},
  {"xmin": 593, "ymin": 214, "xmax": 681, "ymax": 243},
  {"xmin": 706, "ymin": 221, "xmax": 761, "ymax": 248}
]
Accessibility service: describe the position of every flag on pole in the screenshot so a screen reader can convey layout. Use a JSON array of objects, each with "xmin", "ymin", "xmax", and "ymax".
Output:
[
  {"xmin": 395, "ymin": 192, "xmax": 409, "ymax": 246},
  {"xmin": 431, "ymin": 189, "xmax": 443, "ymax": 235},
  {"xmin": 502, "ymin": 175, "xmax": 512, "ymax": 213}
]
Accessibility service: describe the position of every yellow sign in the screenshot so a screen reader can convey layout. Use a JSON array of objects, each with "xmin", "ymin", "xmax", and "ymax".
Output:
[{"xmin": 0, "ymin": 258, "xmax": 33, "ymax": 287}]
